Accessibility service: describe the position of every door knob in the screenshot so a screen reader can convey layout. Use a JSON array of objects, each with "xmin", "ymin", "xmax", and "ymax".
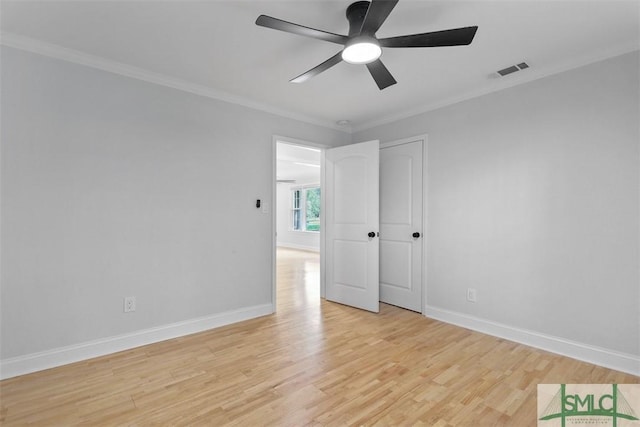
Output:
[
  {"xmin": 368, "ymin": 231, "xmax": 376, "ymax": 238},
  {"xmin": 412, "ymin": 232, "xmax": 421, "ymax": 238}
]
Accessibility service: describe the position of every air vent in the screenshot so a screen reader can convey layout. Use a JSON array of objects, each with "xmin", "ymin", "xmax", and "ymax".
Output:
[{"xmin": 496, "ymin": 62, "xmax": 529, "ymax": 77}]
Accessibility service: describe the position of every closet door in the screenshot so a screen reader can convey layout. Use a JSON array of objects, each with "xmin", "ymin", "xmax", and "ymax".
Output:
[{"xmin": 379, "ymin": 139, "xmax": 423, "ymax": 312}]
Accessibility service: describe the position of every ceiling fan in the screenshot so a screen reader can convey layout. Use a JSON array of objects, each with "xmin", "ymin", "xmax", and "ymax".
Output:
[{"xmin": 256, "ymin": 0, "xmax": 478, "ymax": 90}]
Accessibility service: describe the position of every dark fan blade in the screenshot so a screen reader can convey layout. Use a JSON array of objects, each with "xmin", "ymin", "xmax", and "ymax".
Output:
[
  {"xmin": 290, "ymin": 52, "xmax": 344, "ymax": 83},
  {"xmin": 366, "ymin": 59, "xmax": 397, "ymax": 90},
  {"xmin": 359, "ymin": 0, "xmax": 399, "ymax": 35},
  {"xmin": 380, "ymin": 26, "xmax": 478, "ymax": 48},
  {"xmin": 256, "ymin": 15, "xmax": 348, "ymax": 45}
]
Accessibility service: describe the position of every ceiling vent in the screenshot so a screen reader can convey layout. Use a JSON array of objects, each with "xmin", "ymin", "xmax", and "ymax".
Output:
[{"xmin": 496, "ymin": 62, "xmax": 529, "ymax": 77}]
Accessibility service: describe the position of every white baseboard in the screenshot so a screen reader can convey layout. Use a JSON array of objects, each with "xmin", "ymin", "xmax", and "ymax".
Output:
[
  {"xmin": 0, "ymin": 303, "xmax": 273, "ymax": 380},
  {"xmin": 424, "ymin": 305, "xmax": 640, "ymax": 377},
  {"xmin": 276, "ymin": 243, "xmax": 319, "ymax": 252}
]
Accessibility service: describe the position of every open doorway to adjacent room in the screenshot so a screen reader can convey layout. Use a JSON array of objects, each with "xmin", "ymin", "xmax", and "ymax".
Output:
[{"xmin": 274, "ymin": 139, "xmax": 323, "ymax": 312}]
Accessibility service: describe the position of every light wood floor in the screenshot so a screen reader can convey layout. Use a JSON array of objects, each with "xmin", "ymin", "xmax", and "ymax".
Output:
[{"xmin": 1, "ymin": 248, "xmax": 637, "ymax": 426}]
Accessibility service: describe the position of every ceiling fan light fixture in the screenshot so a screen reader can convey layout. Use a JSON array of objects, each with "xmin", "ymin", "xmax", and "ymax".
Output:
[
  {"xmin": 342, "ymin": 37, "xmax": 382, "ymax": 64},
  {"xmin": 256, "ymin": 1, "xmax": 478, "ymax": 89}
]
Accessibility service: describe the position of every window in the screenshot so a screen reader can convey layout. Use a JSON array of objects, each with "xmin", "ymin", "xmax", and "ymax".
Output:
[
  {"xmin": 305, "ymin": 187, "xmax": 320, "ymax": 231},
  {"xmin": 291, "ymin": 186, "xmax": 320, "ymax": 232},
  {"xmin": 292, "ymin": 189, "xmax": 301, "ymax": 230}
]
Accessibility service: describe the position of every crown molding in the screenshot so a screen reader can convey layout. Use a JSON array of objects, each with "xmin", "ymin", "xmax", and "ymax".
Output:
[
  {"xmin": 0, "ymin": 32, "xmax": 350, "ymax": 134},
  {"xmin": 2, "ymin": 32, "xmax": 636, "ymax": 137},
  {"xmin": 353, "ymin": 43, "xmax": 640, "ymax": 134}
]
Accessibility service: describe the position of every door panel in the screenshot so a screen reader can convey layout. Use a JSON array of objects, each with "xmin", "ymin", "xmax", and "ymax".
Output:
[
  {"xmin": 379, "ymin": 140, "xmax": 423, "ymax": 312},
  {"xmin": 325, "ymin": 141, "xmax": 379, "ymax": 312},
  {"xmin": 380, "ymin": 240, "xmax": 411, "ymax": 289},
  {"xmin": 334, "ymin": 157, "xmax": 368, "ymax": 224},
  {"xmin": 334, "ymin": 240, "xmax": 368, "ymax": 289},
  {"xmin": 380, "ymin": 155, "xmax": 413, "ymax": 225}
]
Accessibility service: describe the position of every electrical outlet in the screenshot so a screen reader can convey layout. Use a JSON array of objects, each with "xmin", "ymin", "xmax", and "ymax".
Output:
[
  {"xmin": 467, "ymin": 288, "xmax": 477, "ymax": 303},
  {"xmin": 124, "ymin": 296, "xmax": 136, "ymax": 313}
]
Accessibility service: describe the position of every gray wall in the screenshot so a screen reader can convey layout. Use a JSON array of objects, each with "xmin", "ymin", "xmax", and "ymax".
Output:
[
  {"xmin": 0, "ymin": 46, "xmax": 350, "ymax": 359},
  {"xmin": 355, "ymin": 51, "xmax": 639, "ymax": 356},
  {"xmin": 2, "ymin": 44, "xmax": 638, "ymax": 364}
]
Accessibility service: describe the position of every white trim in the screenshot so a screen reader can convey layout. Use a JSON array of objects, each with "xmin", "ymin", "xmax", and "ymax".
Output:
[
  {"xmin": 421, "ymin": 136, "xmax": 429, "ymax": 316},
  {"xmin": 320, "ymin": 150, "xmax": 327, "ymax": 299},
  {"xmin": 272, "ymin": 137, "xmax": 278, "ymax": 316},
  {"xmin": 290, "ymin": 183, "xmax": 321, "ymax": 190},
  {"xmin": 353, "ymin": 45, "xmax": 640, "ymax": 133},
  {"xmin": 288, "ymin": 230, "xmax": 321, "ymax": 235},
  {"xmin": 274, "ymin": 135, "xmax": 330, "ymax": 152},
  {"xmin": 0, "ymin": 32, "xmax": 349, "ymax": 133},
  {"xmin": 380, "ymin": 137, "xmax": 422, "ymax": 149},
  {"xmin": 0, "ymin": 304, "xmax": 273, "ymax": 380},
  {"xmin": 6, "ymin": 33, "xmax": 635, "ymax": 137},
  {"xmin": 425, "ymin": 305, "xmax": 640, "ymax": 377},
  {"xmin": 277, "ymin": 243, "xmax": 320, "ymax": 253}
]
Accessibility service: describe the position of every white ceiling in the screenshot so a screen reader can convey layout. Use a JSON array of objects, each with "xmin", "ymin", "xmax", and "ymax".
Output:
[
  {"xmin": 1, "ymin": 1, "xmax": 638, "ymax": 132},
  {"xmin": 277, "ymin": 142, "xmax": 321, "ymax": 184}
]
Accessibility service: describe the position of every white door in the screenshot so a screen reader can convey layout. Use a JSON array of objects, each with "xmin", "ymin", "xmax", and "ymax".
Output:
[
  {"xmin": 379, "ymin": 139, "xmax": 423, "ymax": 312},
  {"xmin": 324, "ymin": 140, "xmax": 380, "ymax": 312}
]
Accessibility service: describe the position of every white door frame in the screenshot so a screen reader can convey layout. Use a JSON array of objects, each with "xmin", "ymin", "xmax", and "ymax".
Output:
[
  {"xmin": 380, "ymin": 134, "xmax": 428, "ymax": 314},
  {"xmin": 271, "ymin": 135, "xmax": 329, "ymax": 313}
]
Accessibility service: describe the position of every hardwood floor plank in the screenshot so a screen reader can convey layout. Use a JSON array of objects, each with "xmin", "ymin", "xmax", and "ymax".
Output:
[{"xmin": 1, "ymin": 248, "xmax": 637, "ymax": 425}]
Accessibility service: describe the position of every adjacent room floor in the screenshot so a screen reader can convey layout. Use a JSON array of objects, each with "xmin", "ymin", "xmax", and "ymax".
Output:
[{"xmin": 1, "ymin": 248, "xmax": 637, "ymax": 425}]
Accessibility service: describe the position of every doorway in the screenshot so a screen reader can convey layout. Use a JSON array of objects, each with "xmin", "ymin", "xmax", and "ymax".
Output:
[
  {"xmin": 272, "ymin": 135, "xmax": 426, "ymax": 315},
  {"xmin": 273, "ymin": 137, "xmax": 326, "ymax": 311}
]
